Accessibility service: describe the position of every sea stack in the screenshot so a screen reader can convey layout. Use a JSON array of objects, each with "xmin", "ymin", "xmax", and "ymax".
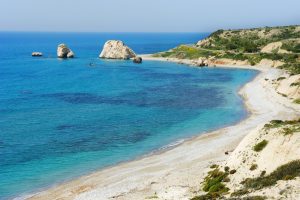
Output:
[
  {"xmin": 57, "ymin": 44, "xmax": 75, "ymax": 58},
  {"xmin": 99, "ymin": 40, "xmax": 136, "ymax": 60},
  {"xmin": 32, "ymin": 52, "xmax": 43, "ymax": 57}
]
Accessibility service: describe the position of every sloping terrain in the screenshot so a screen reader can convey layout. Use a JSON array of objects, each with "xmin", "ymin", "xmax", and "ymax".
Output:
[{"xmin": 192, "ymin": 119, "xmax": 300, "ymax": 200}]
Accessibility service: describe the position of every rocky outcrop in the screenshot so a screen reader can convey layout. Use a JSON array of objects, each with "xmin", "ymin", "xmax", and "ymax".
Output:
[
  {"xmin": 133, "ymin": 57, "xmax": 142, "ymax": 64},
  {"xmin": 257, "ymin": 59, "xmax": 285, "ymax": 68},
  {"xmin": 276, "ymin": 75, "xmax": 300, "ymax": 100},
  {"xmin": 193, "ymin": 58, "xmax": 210, "ymax": 67},
  {"xmin": 195, "ymin": 58, "xmax": 208, "ymax": 66},
  {"xmin": 260, "ymin": 42, "xmax": 290, "ymax": 54},
  {"xmin": 261, "ymin": 42, "xmax": 282, "ymax": 53},
  {"xmin": 99, "ymin": 40, "xmax": 136, "ymax": 59},
  {"xmin": 57, "ymin": 44, "xmax": 75, "ymax": 58},
  {"xmin": 32, "ymin": 52, "xmax": 43, "ymax": 57},
  {"xmin": 196, "ymin": 38, "xmax": 214, "ymax": 48}
]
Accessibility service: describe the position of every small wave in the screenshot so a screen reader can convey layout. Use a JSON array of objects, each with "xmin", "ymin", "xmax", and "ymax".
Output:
[{"xmin": 158, "ymin": 139, "xmax": 186, "ymax": 151}]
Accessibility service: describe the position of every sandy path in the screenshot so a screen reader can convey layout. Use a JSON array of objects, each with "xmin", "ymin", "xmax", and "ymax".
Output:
[{"xmin": 26, "ymin": 57, "xmax": 300, "ymax": 200}]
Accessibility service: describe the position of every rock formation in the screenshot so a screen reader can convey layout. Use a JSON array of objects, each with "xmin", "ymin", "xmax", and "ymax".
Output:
[
  {"xmin": 196, "ymin": 58, "xmax": 209, "ymax": 67},
  {"xmin": 32, "ymin": 52, "xmax": 43, "ymax": 57},
  {"xmin": 99, "ymin": 40, "xmax": 136, "ymax": 59},
  {"xmin": 276, "ymin": 74, "xmax": 300, "ymax": 100},
  {"xmin": 133, "ymin": 57, "xmax": 142, "ymax": 64},
  {"xmin": 57, "ymin": 44, "xmax": 75, "ymax": 58}
]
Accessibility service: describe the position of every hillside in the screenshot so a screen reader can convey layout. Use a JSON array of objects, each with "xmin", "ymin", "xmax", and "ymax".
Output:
[
  {"xmin": 192, "ymin": 119, "xmax": 300, "ymax": 200},
  {"xmin": 196, "ymin": 25, "xmax": 300, "ymax": 53},
  {"xmin": 154, "ymin": 25, "xmax": 300, "ymax": 74}
]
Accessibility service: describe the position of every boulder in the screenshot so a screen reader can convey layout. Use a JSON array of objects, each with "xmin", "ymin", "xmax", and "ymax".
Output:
[
  {"xmin": 133, "ymin": 57, "xmax": 142, "ymax": 64},
  {"xmin": 196, "ymin": 58, "xmax": 208, "ymax": 67},
  {"xmin": 32, "ymin": 52, "xmax": 43, "ymax": 57},
  {"xmin": 99, "ymin": 40, "xmax": 136, "ymax": 59},
  {"xmin": 57, "ymin": 44, "xmax": 74, "ymax": 58},
  {"xmin": 203, "ymin": 59, "xmax": 209, "ymax": 66},
  {"xmin": 196, "ymin": 58, "xmax": 205, "ymax": 66}
]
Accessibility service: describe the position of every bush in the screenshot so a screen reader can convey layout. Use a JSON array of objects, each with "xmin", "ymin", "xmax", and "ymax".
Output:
[
  {"xmin": 260, "ymin": 171, "xmax": 266, "ymax": 177},
  {"xmin": 210, "ymin": 164, "xmax": 219, "ymax": 169},
  {"xmin": 294, "ymin": 99, "xmax": 300, "ymax": 104},
  {"xmin": 250, "ymin": 164, "xmax": 258, "ymax": 171},
  {"xmin": 277, "ymin": 77, "xmax": 286, "ymax": 81},
  {"xmin": 202, "ymin": 169, "xmax": 229, "ymax": 197},
  {"xmin": 253, "ymin": 140, "xmax": 268, "ymax": 152},
  {"xmin": 224, "ymin": 166, "xmax": 230, "ymax": 172},
  {"xmin": 242, "ymin": 160, "xmax": 300, "ymax": 190},
  {"xmin": 231, "ymin": 188, "xmax": 249, "ymax": 196}
]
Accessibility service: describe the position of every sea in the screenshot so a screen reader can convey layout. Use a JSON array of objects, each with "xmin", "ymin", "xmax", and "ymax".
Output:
[{"xmin": 0, "ymin": 32, "xmax": 258, "ymax": 199}]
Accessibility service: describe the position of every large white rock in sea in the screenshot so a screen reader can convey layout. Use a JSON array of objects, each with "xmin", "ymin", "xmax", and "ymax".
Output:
[
  {"xmin": 99, "ymin": 40, "xmax": 136, "ymax": 59},
  {"xmin": 57, "ymin": 44, "xmax": 75, "ymax": 58}
]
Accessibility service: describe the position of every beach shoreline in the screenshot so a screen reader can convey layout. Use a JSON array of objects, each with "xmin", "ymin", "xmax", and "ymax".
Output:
[{"xmin": 25, "ymin": 56, "xmax": 300, "ymax": 200}]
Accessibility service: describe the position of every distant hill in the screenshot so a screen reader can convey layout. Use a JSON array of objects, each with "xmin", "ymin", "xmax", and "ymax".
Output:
[
  {"xmin": 196, "ymin": 25, "xmax": 300, "ymax": 54},
  {"xmin": 155, "ymin": 25, "xmax": 300, "ymax": 74}
]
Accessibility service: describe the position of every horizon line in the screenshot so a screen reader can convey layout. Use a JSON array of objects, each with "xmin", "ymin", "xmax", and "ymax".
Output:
[{"xmin": 0, "ymin": 30, "xmax": 211, "ymax": 34}]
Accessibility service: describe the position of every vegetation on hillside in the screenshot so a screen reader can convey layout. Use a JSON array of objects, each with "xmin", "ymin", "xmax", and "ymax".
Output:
[
  {"xmin": 264, "ymin": 119, "xmax": 300, "ymax": 135},
  {"xmin": 241, "ymin": 160, "xmax": 300, "ymax": 190},
  {"xmin": 197, "ymin": 26, "xmax": 300, "ymax": 53},
  {"xmin": 253, "ymin": 140, "xmax": 268, "ymax": 152},
  {"xmin": 154, "ymin": 25, "xmax": 300, "ymax": 74}
]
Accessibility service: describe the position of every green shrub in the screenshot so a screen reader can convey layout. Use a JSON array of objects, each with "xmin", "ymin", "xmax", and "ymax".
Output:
[
  {"xmin": 231, "ymin": 188, "xmax": 249, "ymax": 196},
  {"xmin": 290, "ymin": 82, "xmax": 300, "ymax": 87},
  {"xmin": 282, "ymin": 127, "xmax": 293, "ymax": 135},
  {"xmin": 253, "ymin": 140, "xmax": 268, "ymax": 152},
  {"xmin": 210, "ymin": 164, "xmax": 219, "ymax": 169},
  {"xmin": 202, "ymin": 168, "xmax": 229, "ymax": 197},
  {"xmin": 250, "ymin": 164, "xmax": 258, "ymax": 171},
  {"xmin": 242, "ymin": 160, "xmax": 300, "ymax": 190},
  {"xmin": 294, "ymin": 99, "xmax": 300, "ymax": 104},
  {"xmin": 260, "ymin": 171, "xmax": 266, "ymax": 177},
  {"xmin": 277, "ymin": 77, "xmax": 286, "ymax": 81}
]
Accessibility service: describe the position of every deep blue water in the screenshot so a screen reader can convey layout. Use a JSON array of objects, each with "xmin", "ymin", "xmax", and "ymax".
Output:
[{"xmin": 0, "ymin": 32, "xmax": 257, "ymax": 199}]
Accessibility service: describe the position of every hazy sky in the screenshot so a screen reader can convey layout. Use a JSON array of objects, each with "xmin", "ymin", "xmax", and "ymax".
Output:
[{"xmin": 0, "ymin": 0, "xmax": 299, "ymax": 32}]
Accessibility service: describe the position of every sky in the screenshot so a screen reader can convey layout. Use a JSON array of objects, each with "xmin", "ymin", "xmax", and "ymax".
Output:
[{"xmin": 0, "ymin": 0, "xmax": 299, "ymax": 32}]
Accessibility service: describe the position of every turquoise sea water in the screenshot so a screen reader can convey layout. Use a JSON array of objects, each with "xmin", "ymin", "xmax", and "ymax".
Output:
[{"xmin": 0, "ymin": 33, "xmax": 258, "ymax": 199}]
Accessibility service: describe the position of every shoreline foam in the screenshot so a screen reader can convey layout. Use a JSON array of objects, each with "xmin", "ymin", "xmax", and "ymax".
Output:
[{"xmin": 26, "ymin": 56, "xmax": 300, "ymax": 200}]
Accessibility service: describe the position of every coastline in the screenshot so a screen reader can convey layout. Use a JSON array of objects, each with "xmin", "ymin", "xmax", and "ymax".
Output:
[{"xmin": 25, "ymin": 56, "xmax": 300, "ymax": 200}]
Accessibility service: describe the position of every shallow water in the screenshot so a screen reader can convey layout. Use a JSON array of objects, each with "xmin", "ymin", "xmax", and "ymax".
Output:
[{"xmin": 0, "ymin": 32, "xmax": 257, "ymax": 199}]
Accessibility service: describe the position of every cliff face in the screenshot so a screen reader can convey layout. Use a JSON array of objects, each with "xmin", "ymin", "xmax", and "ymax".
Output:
[
  {"xmin": 223, "ymin": 120, "xmax": 300, "ymax": 199},
  {"xmin": 192, "ymin": 120, "xmax": 300, "ymax": 200}
]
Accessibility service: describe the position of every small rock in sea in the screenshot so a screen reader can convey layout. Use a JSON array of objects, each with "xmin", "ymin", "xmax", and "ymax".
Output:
[
  {"xmin": 99, "ymin": 40, "xmax": 136, "ymax": 60},
  {"xmin": 57, "ymin": 44, "xmax": 75, "ymax": 58},
  {"xmin": 203, "ymin": 59, "xmax": 209, "ymax": 66},
  {"xmin": 133, "ymin": 57, "xmax": 142, "ymax": 64},
  {"xmin": 32, "ymin": 52, "xmax": 43, "ymax": 57},
  {"xmin": 197, "ymin": 58, "xmax": 209, "ymax": 67}
]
